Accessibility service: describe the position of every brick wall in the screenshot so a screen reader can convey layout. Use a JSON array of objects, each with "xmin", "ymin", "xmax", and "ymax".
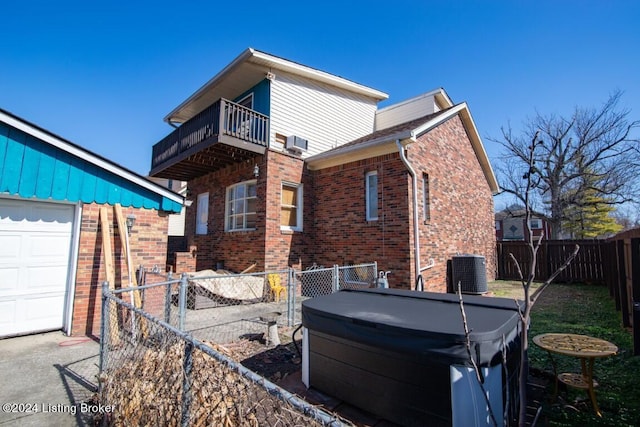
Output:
[
  {"xmin": 179, "ymin": 114, "xmax": 495, "ymax": 292},
  {"xmin": 264, "ymin": 150, "xmax": 308, "ymax": 270},
  {"xmin": 186, "ymin": 157, "xmax": 267, "ymax": 273},
  {"xmin": 72, "ymin": 203, "xmax": 169, "ymax": 336},
  {"xmin": 311, "ymin": 154, "xmax": 414, "ymax": 289},
  {"xmin": 410, "ymin": 115, "xmax": 496, "ymax": 291},
  {"xmin": 309, "ymin": 114, "xmax": 495, "ymax": 291},
  {"xmin": 185, "ymin": 152, "xmax": 309, "ymax": 273},
  {"xmin": 174, "ymin": 245, "xmax": 197, "ymax": 274}
]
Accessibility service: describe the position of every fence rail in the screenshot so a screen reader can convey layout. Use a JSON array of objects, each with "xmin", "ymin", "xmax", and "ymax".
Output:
[
  {"xmin": 497, "ymin": 236, "xmax": 640, "ymax": 356},
  {"xmin": 497, "ymin": 240, "xmax": 607, "ymax": 282},
  {"xmin": 99, "ymin": 263, "xmax": 377, "ymax": 425}
]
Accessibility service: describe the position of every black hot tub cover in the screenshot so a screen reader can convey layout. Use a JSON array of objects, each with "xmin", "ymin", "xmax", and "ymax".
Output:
[{"xmin": 302, "ymin": 288, "xmax": 522, "ymax": 367}]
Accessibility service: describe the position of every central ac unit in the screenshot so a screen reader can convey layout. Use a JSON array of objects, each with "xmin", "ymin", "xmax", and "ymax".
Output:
[
  {"xmin": 451, "ymin": 254, "xmax": 488, "ymax": 294},
  {"xmin": 286, "ymin": 135, "xmax": 308, "ymax": 153}
]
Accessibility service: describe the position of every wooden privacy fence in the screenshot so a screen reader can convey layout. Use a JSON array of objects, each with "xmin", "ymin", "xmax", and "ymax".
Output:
[
  {"xmin": 497, "ymin": 240, "xmax": 608, "ymax": 283},
  {"xmin": 497, "ymin": 235, "xmax": 640, "ymax": 356}
]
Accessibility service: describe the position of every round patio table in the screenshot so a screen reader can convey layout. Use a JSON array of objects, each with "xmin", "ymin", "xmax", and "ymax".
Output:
[{"xmin": 533, "ymin": 333, "xmax": 618, "ymax": 416}]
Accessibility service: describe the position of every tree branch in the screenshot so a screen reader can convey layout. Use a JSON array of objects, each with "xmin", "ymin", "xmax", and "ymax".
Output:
[{"xmin": 457, "ymin": 282, "xmax": 498, "ymax": 427}]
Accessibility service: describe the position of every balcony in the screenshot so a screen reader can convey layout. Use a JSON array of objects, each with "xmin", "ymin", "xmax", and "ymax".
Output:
[{"xmin": 150, "ymin": 98, "xmax": 269, "ymax": 180}]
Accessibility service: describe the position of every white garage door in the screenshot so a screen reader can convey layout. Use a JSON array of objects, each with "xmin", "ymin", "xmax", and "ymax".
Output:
[{"xmin": 0, "ymin": 198, "xmax": 75, "ymax": 337}]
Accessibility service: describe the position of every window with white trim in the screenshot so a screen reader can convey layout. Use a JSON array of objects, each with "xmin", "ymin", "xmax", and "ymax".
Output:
[
  {"xmin": 422, "ymin": 173, "xmax": 431, "ymax": 222},
  {"xmin": 529, "ymin": 218, "xmax": 543, "ymax": 230},
  {"xmin": 196, "ymin": 192, "xmax": 209, "ymax": 235},
  {"xmin": 281, "ymin": 182, "xmax": 303, "ymax": 231},
  {"xmin": 225, "ymin": 181, "xmax": 257, "ymax": 231},
  {"xmin": 495, "ymin": 220, "xmax": 501, "ymax": 231},
  {"xmin": 366, "ymin": 171, "xmax": 378, "ymax": 221}
]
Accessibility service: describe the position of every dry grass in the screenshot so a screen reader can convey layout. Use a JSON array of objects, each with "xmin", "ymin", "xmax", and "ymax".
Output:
[
  {"xmin": 487, "ymin": 279, "xmax": 542, "ymax": 299},
  {"xmin": 101, "ymin": 340, "xmax": 324, "ymax": 426}
]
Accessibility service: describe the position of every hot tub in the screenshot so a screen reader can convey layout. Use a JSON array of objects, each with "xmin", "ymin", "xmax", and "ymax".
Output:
[{"xmin": 301, "ymin": 288, "xmax": 522, "ymax": 427}]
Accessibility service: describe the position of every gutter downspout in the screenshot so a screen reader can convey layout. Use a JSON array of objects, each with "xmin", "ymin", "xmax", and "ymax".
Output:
[{"xmin": 396, "ymin": 140, "xmax": 422, "ymax": 290}]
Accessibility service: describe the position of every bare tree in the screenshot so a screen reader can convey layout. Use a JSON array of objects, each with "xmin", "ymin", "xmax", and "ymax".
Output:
[
  {"xmin": 508, "ymin": 132, "xmax": 580, "ymax": 426},
  {"xmin": 493, "ymin": 90, "xmax": 640, "ymax": 238}
]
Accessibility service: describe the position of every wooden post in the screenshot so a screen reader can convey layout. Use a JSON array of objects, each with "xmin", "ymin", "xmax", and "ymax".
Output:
[
  {"xmin": 99, "ymin": 207, "xmax": 120, "ymax": 345},
  {"xmin": 630, "ymin": 238, "xmax": 640, "ymax": 356},
  {"xmin": 618, "ymin": 239, "xmax": 631, "ymax": 328},
  {"xmin": 113, "ymin": 203, "xmax": 148, "ymax": 337}
]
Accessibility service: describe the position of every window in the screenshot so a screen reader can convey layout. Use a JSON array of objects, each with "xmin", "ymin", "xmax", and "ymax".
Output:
[
  {"xmin": 529, "ymin": 218, "xmax": 543, "ymax": 230},
  {"xmin": 422, "ymin": 173, "xmax": 431, "ymax": 222},
  {"xmin": 225, "ymin": 181, "xmax": 257, "ymax": 231},
  {"xmin": 237, "ymin": 93, "xmax": 254, "ymax": 109},
  {"xmin": 281, "ymin": 182, "xmax": 303, "ymax": 231},
  {"xmin": 366, "ymin": 171, "xmax": 378, "ymax": 221},
  {"xmin": 234, "ymin": 94, "xmax": 254, "ymax": 139},
  {"xmin": 196, "ymin": 192, "xmax": 209, "ymax": 235},
  {"xmin": 495, "ymin": 220, "xmax": 501, "ymax": 231}
]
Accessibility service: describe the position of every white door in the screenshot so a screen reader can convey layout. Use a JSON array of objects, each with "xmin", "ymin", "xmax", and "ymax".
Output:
[{"xmin": 0, "ymin": 198, "xmax": 75, "ymax": 337}]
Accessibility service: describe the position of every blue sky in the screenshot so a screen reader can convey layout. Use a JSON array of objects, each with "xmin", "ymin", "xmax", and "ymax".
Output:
[{"xmin": 2, "ymin": 1, "xmax": 638, "ymax": 210}]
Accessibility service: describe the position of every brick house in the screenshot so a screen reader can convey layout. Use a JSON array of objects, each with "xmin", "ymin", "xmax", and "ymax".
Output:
[
  {"xmin": 150, "ymin": 48, "xmax": 499, "ymax": 291},
  {"xmin": 0, "ymin": 109, "xmax": 183, "ymax": 337},
  {"xmin": 495, "ymin": 208, "xmax": 552, "ymax": 241}
]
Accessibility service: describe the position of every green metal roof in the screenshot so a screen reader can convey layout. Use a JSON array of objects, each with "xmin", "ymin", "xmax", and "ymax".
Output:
[{"xmin": 0, "ymin": 110, "xmax": 183, "ymax": 213}]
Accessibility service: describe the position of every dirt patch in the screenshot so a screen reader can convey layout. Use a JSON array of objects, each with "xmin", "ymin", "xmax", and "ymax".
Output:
[
  {"xmin": 240, "ymin": 340, "xmax": 301, "ymax": 383},
  {"xmin": 213, "ymin": 326, "xmax": 303, "ymax": 384}
]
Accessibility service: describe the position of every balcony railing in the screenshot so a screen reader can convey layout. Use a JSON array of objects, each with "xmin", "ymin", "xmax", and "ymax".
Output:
[{"xmin": 151, "ymin": 98, "xmax": 269, "ymax": 174}]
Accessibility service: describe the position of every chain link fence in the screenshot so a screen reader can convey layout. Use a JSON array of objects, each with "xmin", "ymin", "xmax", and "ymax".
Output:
[
  {"xmin": 99, "ymin": 263, "xmax": 378, "ymax": 425},
  {"xmin": 99, "ymin": 287, "xmax": 346, "ymax": 426},
  {"xmin": 131, "ymin": 263, "xmax": 377, "ymax": 341}
]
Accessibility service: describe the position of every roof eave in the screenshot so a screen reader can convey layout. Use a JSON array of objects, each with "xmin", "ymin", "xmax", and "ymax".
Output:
[
  {"xmin": 250, "ymin": 50, "xmax": 388, "ymax": 101},
  {"xmin": 305, "ymin": 131, "xmax": 414, "ymax": 171},
  {"xmin": 165, "ymin": 48, "xmax": 389, "ymax": 123},
  {"xmin": 164, "ymin": 48, "xmax": 255, "ymax": 123},
  {"xmin": 411, "ymin": 103, "xmax": 499, "ymax": 194},
  {"xmin": 0, "ymin": 108, "xmax": 185, "ymax": 208},
  {"xmin": 306, "ymin": 104, "xmax": 500, "ymax": 195}
]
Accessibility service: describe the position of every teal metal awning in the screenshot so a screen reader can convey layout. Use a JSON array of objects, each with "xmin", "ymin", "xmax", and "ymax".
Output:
[{"xmin": 0, "ymin": 111, "xmax": 183, "ymax": 213}]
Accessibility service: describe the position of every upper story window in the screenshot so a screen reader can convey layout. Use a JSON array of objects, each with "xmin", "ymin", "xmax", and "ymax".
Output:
[
  {"xmin": 196, "ymin": 192, "xmax": 209, "ymax": 235},
  {"xmin": 365, "ymin": 171, "xmax": 378, "ymax": 221},
  {"xmin": 495, "ymin": 220, "xmax": 501, "ymax": 231},
  {"xmin": 529, "ymin": 218, "xmax": 543, "ymax": 230},
  {"xmin": 422, "ymin": 173, "xmax": 431, "ymax": 223},
  {"xmin": 281, "ymin": 182, "xmax": 303, "ymax": 232},
  {"xmin": 237, "ymin": 93, "xmax": 254, "ymax": 109},
  {"xmin": 225, "ymin": 181, "xmax": 257, "ymax": 231}
]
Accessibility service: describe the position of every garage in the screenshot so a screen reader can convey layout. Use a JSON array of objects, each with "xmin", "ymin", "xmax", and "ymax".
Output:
[
  {"xmin": 1, "ymin": 107, "xmax": 183, "ymax": 336},
  {"xmin": 0, "ymin": 198, "xmax": 77, "ymax": 337}
]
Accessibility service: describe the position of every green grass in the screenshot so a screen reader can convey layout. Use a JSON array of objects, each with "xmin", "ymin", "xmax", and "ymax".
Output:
[{"xmin": 528, "ymin": 283, "xmax": 640, "ymax": 426}]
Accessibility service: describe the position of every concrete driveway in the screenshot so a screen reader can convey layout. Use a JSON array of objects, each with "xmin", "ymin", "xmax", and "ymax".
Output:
[{"xmin": 0, "ymin": 332, "xmax": 100, "ymax": 426}]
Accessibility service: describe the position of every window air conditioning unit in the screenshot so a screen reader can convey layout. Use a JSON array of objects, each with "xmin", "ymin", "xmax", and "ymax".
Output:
[{"xmin": 286, "ymin": 135, "xmax": 308, "ymax": 153}]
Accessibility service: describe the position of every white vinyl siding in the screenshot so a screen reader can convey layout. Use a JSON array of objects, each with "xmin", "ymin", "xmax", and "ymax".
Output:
[
  {"xmin": 196, "ymin": 193, "xmax": 209, "ymax": 235},
  {"xmin": 375, "ymin": 91, "xmax": 439, "ymax": 131},
  {"xmin": 281, "ymin": 182, "xmax": 303, "ymax": 232},
  {"xmin": 269, "ymin": 72, "xmax": 378, "ymax": 156},
  {"xmin": 168, "ymin": 208, "xmax": 186, "ymax": 236},
  {"xmin": 225, "ymin": 181, "xmax": 257, "ymax": 231},
  {"xmin": 366, "ymin": 171, "xmax": 378, "ymax": 221}
]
